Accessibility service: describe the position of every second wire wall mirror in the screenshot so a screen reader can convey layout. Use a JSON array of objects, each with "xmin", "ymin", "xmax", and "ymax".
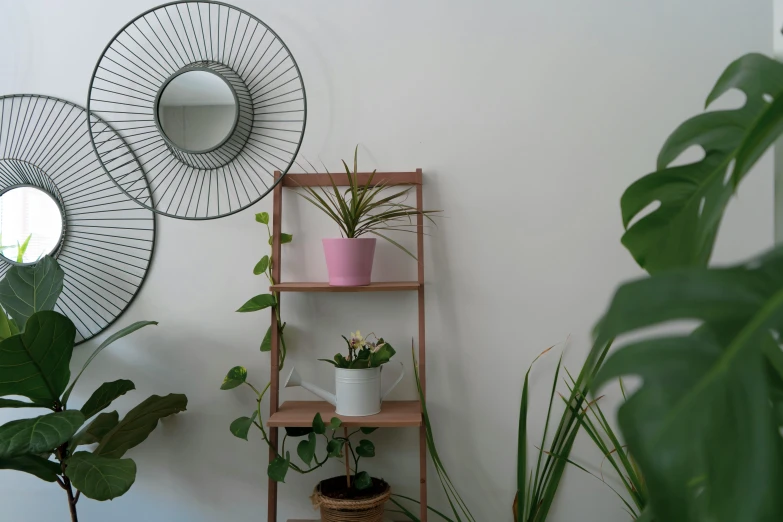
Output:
[
  {"xmin": 87, "ymin": 1, "xmax": 307, "ymax": 220},
  {"xmin": 0, "ymin": 94, "xmax": 155, "ymax": 344}
]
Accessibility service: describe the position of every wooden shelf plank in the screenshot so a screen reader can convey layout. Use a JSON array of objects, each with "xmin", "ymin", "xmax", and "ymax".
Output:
[
  {"xmin": 283, "ymin": 171, "xmax": 421, "ymax": 188},
  {"xmin": 288, "ymin": 519, "xmax": 407, "ymax": 522},
  {"xmin": 268, "ymin": 401, "xmax": 422, "ymax": 428},
  {"xmin": 271, "ymin": 281, "xmax": 421, "ymax": 293}
]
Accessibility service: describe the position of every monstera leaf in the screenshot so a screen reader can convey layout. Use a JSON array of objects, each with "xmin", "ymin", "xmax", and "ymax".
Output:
[
  {"xmin": 0, "ymin": 311, "xmax": 75, "ymax": 404},
  {"xmin": 592, "ymin": 245, "xmax": 783, "ymax": 522},
  {"xmin": 0, "ymin": 256, "xmax": 64, "ymax": 328},
  {"xmin": 65, "ymin": 452, "xmax": 136, "ymax": 501},
  {"xmin": 620, "ymin": 54, "xmax": 783, "ymax": 273}
]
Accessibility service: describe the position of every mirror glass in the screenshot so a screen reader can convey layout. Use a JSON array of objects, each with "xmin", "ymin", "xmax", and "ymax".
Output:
[
  {"xmin": 157, "ymin": 70, "xmax": 237, "ymax": 153},
  {"xmin": 0, "ymin": 187, "xmax": 63, "ymax": 264}
]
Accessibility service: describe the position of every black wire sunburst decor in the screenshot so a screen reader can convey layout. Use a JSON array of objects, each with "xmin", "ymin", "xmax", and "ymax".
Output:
[
  {"xmin": 87, "ymin": 1, "xmax": 307, "ymax": 220},
  {"xmin": 0, "ymin": 94, "xmax": 156, "ymax": 345}
]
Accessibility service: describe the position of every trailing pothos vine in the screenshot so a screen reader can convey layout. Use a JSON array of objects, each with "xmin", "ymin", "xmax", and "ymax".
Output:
[{"xmin": 221, "ymin": 212, "xmax": 378, "ymax": 486}]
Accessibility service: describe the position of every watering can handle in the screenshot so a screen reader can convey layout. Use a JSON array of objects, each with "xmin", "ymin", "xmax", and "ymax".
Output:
[{"xmin": 381, "ymin": 361, "xmax": 405, "ymax": 401}]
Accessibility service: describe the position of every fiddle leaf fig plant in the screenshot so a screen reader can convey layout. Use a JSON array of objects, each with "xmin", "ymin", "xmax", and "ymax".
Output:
[
  {"xmin": 586, "ymin": 52, "xmax": 783, "ymax": 522},
  {"xmin": 0, "ymin": 256, "xmax": 187, "ymax": 522}
]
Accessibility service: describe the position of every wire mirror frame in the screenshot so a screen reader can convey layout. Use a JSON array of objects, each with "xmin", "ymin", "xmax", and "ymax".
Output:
[
  {"xmin": 87, "ymin": 1, "xmax": 307, "ymax": 220},
  {"xmin": 0, "ymin": 94, "xmax": 156, "ymax": 345}
]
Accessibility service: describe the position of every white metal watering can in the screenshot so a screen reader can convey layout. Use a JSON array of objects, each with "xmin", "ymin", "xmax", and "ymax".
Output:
[{"xmin": 285, "ymin": 363, "xmax": 405, "ymax": 417}]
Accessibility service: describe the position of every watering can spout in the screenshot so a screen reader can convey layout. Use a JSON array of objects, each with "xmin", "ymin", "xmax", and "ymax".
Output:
[{"xmin": 284, "ymin": 366, "xmax": 336, "ymax": 406}]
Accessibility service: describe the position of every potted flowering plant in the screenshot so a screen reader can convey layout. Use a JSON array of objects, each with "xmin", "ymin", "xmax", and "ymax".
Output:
[
  {"xmin": 285, "ymin": 331, "xmax": 405, "ymax": 417},
  {"xmin": 295, "ymin": 147, "xmax": 440, "ymax": 286}
]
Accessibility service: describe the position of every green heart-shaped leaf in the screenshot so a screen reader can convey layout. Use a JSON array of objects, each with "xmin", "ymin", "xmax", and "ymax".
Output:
[
  {"xmin": 326, "ymin": 439, "xmax": 344, "ymax": 458},
  {"xmin": 329, "ymin": 417, "xmax": 342, "ymax": 430},
  {"xmin": 268, "ymin": 452, "xmax": 290, "ymax": 482},
  {"xmin": 230, "ymin": 411, "xmax": 258, "ymax": 441},
  {"xmin": 261, "ymin": 326, "xmax": 272, "ymax": 352},
  {"xmin": 236, "ymin": 294, "xmax": 276, "ymax": 313},
  {"xmin": 312, "ymin": 413, "xmax": 325, "ymax": 435},
  {"xmin": 296, "ymin": 432, "xmax": 316, "ymax": 465},
  {"xmin": 66, "ymin": 451, "xmax": 136, "ymax": 501},
  {"xmin": 221, "ymin": 366, "xmax": 247, "ymax": 390},
  {"xmin": 253, "ymin": 256, "xmax": 269, "ymax": 275},
  {"xmin": 354, "ymin": 471, "xmax": 372, "ymax": 490},
  {"xmin": 356, "ymin": 439, "xmax": 375, "ymax": 458}
]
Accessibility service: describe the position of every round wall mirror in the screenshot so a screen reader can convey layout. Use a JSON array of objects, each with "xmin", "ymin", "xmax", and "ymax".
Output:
[
  {"xmin": 157, "ymin": 70, "xmax": 238, "ymax": 153},
  {"xmin": 0, "ymin": 186, "xmax": 64, "ymax": 265}
]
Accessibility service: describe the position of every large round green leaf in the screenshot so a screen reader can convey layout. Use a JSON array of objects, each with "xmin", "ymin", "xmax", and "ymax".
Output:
[
  {"xmin": 620, "ymin": 54, "xmax": 783, "ymax": 273},
  {"xmin": 593, "ymin": 245, "xmax": 783, "ymax": 522},
  {"xmin": 66, "ymin": 451, "xmax": 136, "ymax": 501},
  {"xmin": 94, "ymin": 394, "xmax": 187, "ymax": 459},
  {"xmin": 0, "ymin": 256, "xmax": 63, "ymax": 328},
  {"xmin": 0, "ymin": 311, "xmax": 75, "ymax": 404},
  {"xmin": 0, "ymin": 410, "xmax": 84, "ymax": 458},
  {"xmin": 229, "ymin": 411, "xmax": 258, "ymax": 441}
]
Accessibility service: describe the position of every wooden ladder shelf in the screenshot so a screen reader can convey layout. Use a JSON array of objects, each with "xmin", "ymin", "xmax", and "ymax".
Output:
[{"xmin": 267, "ymin": 169, "xmax": 428, "ymax": 522}]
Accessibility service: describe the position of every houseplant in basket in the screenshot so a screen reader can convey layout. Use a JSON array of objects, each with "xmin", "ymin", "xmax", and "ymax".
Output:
[
  {"xmin": 224, "ymin": 361, "xmax": 390, "ymax": 521},
  {"xmin": 295, "ymin": 147, "xmax": 440, "ymax": 286},
  {"xmin": 285, "ymin": 331, "xmax": 404, "ymax": 416}
]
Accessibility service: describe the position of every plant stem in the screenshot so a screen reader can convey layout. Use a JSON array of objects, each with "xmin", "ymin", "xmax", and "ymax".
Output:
[
  {"xmin": 64, "ymin": 477, "xmax": 79, "ymax": 522},
  {"xmin": 57, "ymin": 441, "xmax": 78, "ymax": 522},
  {"xmin": 344, "ymin": 427, "xmax": 351, "ymax": 489}
]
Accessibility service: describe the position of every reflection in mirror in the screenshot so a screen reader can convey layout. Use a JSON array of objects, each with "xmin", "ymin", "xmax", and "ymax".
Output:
[
  {"xmin": 0, "ymin": 186, "xmax": 63, "ymax": 264},
  {"xmin": 157, "ymin": 70, "xmax": 238, "ymax": 153}
]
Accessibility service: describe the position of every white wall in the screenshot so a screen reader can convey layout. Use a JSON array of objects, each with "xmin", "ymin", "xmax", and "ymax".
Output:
[{"xmin": 0, "ymin": 1, "xmax": 773, "ymax": 521}]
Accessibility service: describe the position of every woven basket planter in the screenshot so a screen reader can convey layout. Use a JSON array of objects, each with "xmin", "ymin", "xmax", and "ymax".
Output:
[{"xmin": 313, "ymin": 479, "xmax": 391, "ymax": 522}]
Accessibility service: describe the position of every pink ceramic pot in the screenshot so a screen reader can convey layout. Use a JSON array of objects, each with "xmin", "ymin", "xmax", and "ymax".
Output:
[{"xmin": 322, "ymin": 238, "xmax": 376, "ymax": 286}]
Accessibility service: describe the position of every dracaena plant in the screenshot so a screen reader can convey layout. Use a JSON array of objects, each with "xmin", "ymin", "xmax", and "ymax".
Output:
[
  {"xmin": 319, "ymin": 331, "xmax": 396, "ymax": 369},
  {"xmin": 584, "ymin": 52, "xmax": 783, "ymax": 522},
  {"xmin": 295, "ymin": 146, "xmax": 440, "ymax": 258},
  {"xmin": 0, "ymin": 256, "xmax": 187, "ymax": 522}
]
